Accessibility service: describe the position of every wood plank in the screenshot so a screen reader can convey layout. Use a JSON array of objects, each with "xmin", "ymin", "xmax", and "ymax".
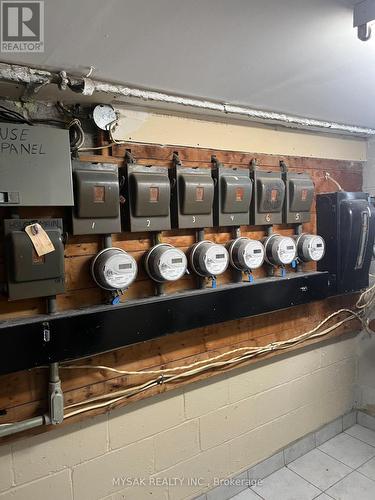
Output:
[{"xmin": 0, "ymin": 141, "xmax": 364, "ymax": 444}]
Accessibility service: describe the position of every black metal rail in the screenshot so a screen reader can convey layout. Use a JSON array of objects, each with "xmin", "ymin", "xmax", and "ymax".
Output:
[{"xmin": 0, "ymin": 271, "xmax": 336, "ymax": 375}]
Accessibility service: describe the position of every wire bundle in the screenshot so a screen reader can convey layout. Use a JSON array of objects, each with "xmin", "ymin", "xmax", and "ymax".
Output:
[{"xmin": 61, "ymin": 280, "xmax": 375, "ymax": 419}]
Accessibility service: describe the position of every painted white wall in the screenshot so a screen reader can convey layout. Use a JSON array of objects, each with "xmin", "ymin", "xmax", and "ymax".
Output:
[{"xmin": 1, "ymin": 0, "xmax": 375, "ymax": 127}]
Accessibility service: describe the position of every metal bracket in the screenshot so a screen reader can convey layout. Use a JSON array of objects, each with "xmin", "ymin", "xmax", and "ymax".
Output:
[
  {"xmin": 249, "ymin": 158, "xmax": 258, "ymax": 172},
  {"xmin": 280, "ymin": 160, "xmax": 288, "ymax": 173},
  {"xmin": 42, "ymin": 322, "xmax": 50, "ymax": 342},
  {"xmin": 125, "ymin": 149, "xmax": 135, "ymax": 164},
  {"xmin": 211, "ymin": 154, "xmax": 224, "ymax": 168},
  {"xmin": 172, "ymin": 151, "xmax": 182, "ymax": 167}
]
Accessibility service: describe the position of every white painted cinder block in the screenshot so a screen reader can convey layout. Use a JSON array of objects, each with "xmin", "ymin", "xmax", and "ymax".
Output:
[
  {"xmin": 12, "ymin": 415, "xmax": 108, "ymax": 485},
  {"xmin": 154, "ymin": 420, "xmax": 200, "ymax": 472},
  {"xmin": 199, "ymin": 357, "xmax": 356, "ymax": 451},
  {"xmin": 109, "ymin": 390, "xmax": 185, "ymax": 450},
  {"xmin": 109, "ymin": 483, "xmax": 169, "ymax": 500},
  {"xmin": 0, "ymin": 470, "xmax": 72, "ymax": 500},
  {"xmin": 184, "ymin": 374, "xmax": 229, "ymax": 418},
  {"xmin": 0, "ymin": 340, "xmax": 358, "ymax": 500},
  {"xmin": 72, "ymin": 438, "xmax": 154, "ymax": 500},
  {"xmin": 320, "ymin": 337, "xmax": 356, "ymax": 367},
  {"xmin": 228, "ymin": 347, "xmax": 321, "ymax": 403},
  {"xmin": 153, "ymin": 443, "xmax": 231, "ymax": 500}
]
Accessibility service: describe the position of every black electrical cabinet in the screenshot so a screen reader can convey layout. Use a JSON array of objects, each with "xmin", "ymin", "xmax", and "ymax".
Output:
[{"xmin": 317, "ymin": 192, "xmax": 375, "ymax": 293}]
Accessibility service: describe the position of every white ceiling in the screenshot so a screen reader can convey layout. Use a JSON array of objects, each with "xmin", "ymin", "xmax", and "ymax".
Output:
[{"xmin": 1, "ymin": 0, "xmax": 374, "ymax": 127}]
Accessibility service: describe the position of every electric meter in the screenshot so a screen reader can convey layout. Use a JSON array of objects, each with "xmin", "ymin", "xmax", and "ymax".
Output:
[
  {"xmin": 91, "ymin": 248, "xmax": 137, "ymax": 291},
  {"xmin": 227, "ymin": 237, "xmax": 265, "ymax": 272},
  {"xmin": 144, "ymin": 244, "xmax": 187, "ymax": 282},
  {"xmin": 295, "ymin": 234, "xmax": 325, "ymax": 262},
  {"xmin": 263, "ymin": 234, "xmax": 296, "ymax": 266},
  {"xmin": 92, "ymin": 104, "xmax": 117, "ymax": 130},
  {"xmin": 189, "ymin": 241, "xmax": 229, "ymax": 277}
]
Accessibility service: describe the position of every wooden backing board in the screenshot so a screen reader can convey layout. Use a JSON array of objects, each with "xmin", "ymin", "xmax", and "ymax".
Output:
[{"xmin": 0, "ymin": 141, "xmax": 363, "ymax": 442}]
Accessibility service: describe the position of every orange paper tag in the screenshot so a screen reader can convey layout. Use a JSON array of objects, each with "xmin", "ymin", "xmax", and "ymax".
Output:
[{"xmin": 24, "ymin": 223, "xmax": 55, "ymax": 257}]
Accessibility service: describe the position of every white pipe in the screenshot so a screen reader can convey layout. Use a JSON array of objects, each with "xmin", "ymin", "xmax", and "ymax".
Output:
[{"xmin": 0, "ymin": 62, "xmax": 374, "ymax": 137}]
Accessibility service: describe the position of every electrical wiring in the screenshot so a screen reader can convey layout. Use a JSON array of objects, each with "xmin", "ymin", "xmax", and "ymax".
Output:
[
  {"xmin": 62, "ymin": 313, "xmax": 358, "ymax": 420},
  {"xmin": 2, "ymin": 300, "xmax": 369, "ymax": 426},
  {"xmin": 68, "ymin": 118, "xmax": 85, "ymax": 151},
  {"xmin": 78, "ymin": 142, "xmax": 117, "ymax": 152},
  {"xmin": 0, "ymin": 103, "xmax": 86, "ymax": 153},
  {"xmin": 61, "ymin": 283, "xmax": 375, "ymax": 421},
  {"xmin": 78, "ymin": 119, "xmax": 124, "ymax": 151},
  {"xmin": 324, "ymin": 171, "xmax": 343, "ymax": 192},
  {"xmin": 61, "ymin": 308, "xmax": 366, "ymax": 377},
  {"xmin": 0, "ymin": 105, "xmax": 33, "ymax": 125}
]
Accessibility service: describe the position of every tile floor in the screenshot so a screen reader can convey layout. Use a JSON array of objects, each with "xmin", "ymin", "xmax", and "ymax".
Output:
[{"xmin": 230, "ymin": 424, "xmax": 375, "ymax": 500}]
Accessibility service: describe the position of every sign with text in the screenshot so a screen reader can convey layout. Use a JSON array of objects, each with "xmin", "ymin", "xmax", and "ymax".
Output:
[{"xmin": 1, "ymin": 1, "xmax": 44, "ymax": 52}]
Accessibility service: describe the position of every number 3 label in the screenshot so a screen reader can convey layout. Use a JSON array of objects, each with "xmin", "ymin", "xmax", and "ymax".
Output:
[{"xmin": 192, "ymin": 216, "xmax": 196, "ymax": 223}]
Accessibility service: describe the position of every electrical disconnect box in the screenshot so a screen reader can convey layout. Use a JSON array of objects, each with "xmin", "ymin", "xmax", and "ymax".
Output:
[
  {"xmin": 4, "ymin": 218, "xmax": 65, "ymax": 300},
  {"xmin": 72, "ymin": 162, "xmax": 121, "ymax": 235},
  {"xmin": 171, "ymin": 157, "xmax": 214, "ymax": 229},
  {"xmin": 281, "ymin": 163, "xmax": 314, "ymax": 223},
  {"xmin": 250, "ymin": 161, "xmax": 285, "ymax": 225},
  {"xmin": 212, "ymin": 158, "xmax": 252, "ymax": 226},
  {"xmin": 0, "ymin": 123, "xmax": 73, "ymax": 206},
  {"xmin": 317, "ymin": 192, "xmax": 375, "ymax": 293},
  {"xmin": 122, "ymin": 164, "xmax": 171, "ymax": 232}
]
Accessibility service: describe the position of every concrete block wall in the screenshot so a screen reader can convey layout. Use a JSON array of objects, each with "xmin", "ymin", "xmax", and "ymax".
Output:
[
  {"xmin": 0, "ymin": 335, "xmax": 357, "ymax": 500},
  {"xmin": 357, "ymin": 137, "xmax": 375, "ymax": 411}
]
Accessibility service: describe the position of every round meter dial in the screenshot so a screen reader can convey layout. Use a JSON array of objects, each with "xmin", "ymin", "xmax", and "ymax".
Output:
[
  {"xmin": 228, "ymin": 237, "xmax": 265, "ymax": 271},
  {"xmin": 144, "ymin": 244, "xmax": 187, "ymax": 283},
  {"xmin": 91, "ymin": 248, "xmax": 137, "ymax": 291},
  {"xmin": 189, "ymin": 241, "xmax": 229, "ymax": 277},
  {"xmin": 92, "ymin": 104, "xmax": 117, "ymax": 131},
  {"xmin": 263, "ymin": 234, "xmax": 296, "ymax": 266},
  {"xmin": 295, "ymin": 234, "xmax": 325, "ymax": 262}
]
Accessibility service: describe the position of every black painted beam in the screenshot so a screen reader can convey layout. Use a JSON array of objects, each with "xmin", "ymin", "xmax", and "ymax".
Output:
[{"xmin": 0, "ymin": 271, "xmax": 336, "ymax": 375}]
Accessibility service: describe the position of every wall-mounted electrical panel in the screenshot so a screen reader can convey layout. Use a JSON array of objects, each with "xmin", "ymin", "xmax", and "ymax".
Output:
[
  {"xmin": 4, "ymin": 218, "xmax": 65, "ymax": 300},
  {"xmin": 171, "ymin": 164, "xmax": 214, "ymax": 229},
  {"xmin": 72, "ymin": 162, "xmax": 121, "ymax": 235},
  {"xmin": 0, "ymin": 123, "xmax": 73, "ymax": 206},
  {"xmin": 212, "ymin": 159, "xmax": 252, "ymax": 226},
  {"xmin": 122, "ymin": 164, "xmax": 171, "ymax": 232},
  {"xmin": 317, "ymin": 192, "xmax": 375, "ymax": 293},
  {"xmin": 250, "ymin": 163, "xmax": 285, "ymax": 225},
  {"xmin": 282, "ymin": 168, "xmax": 314, "ymax": 223}
]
